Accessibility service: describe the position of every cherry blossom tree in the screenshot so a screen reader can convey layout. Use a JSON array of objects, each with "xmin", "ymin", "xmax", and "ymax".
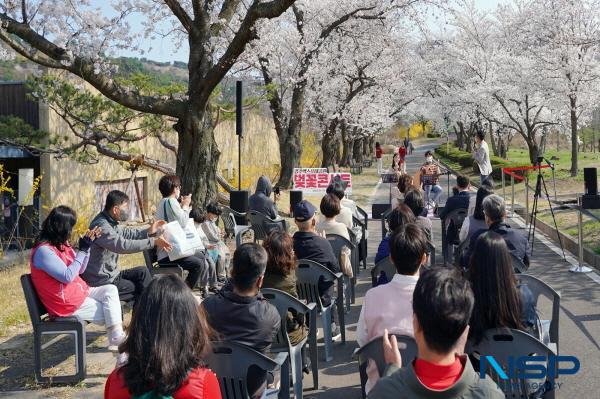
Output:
[
  {"xmin": 254, "ymin": 0, "xmax": 432, "ymax": 187},
  {"xmin": 0, "ymin": 0, "xmax": 296, "ymax": 205},
  {"xmin": 506, "ymin": 0, "xmax": 600, "ymax": 175}
]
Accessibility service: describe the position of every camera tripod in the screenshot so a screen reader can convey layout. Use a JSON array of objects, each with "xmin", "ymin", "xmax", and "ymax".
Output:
[{"xmin": 527, "ymin": 160, "xmax": 566, "ymax": 259}]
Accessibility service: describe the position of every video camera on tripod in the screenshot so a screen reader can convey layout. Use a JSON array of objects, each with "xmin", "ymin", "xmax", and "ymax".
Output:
[{"xmin": 527, "ymin": 154, "xmax": 565, "ymax": 260}]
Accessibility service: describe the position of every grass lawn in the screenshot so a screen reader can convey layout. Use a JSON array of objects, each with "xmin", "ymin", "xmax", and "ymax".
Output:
[
  {"xmin": 436, "ymin": 144, "xmax": 600, "ymax": 255},
  {"xmin": 0, "ymin": 252, "xmax": 144, "ymax": 338}
]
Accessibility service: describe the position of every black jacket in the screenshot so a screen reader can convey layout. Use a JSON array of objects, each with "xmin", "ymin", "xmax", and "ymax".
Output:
[
  {"xmin": 293, "ymin": 231, "xmax": 340, "ymax": 274},
  {"xmin": 439, "ymin": 191, "xmax": 471, "ymax": 219},
  {"xmin": 249, "ymin": 176, "xmax": 278, "ymax": 220},
  {"xmin": 463, "ymin": 221, "xmax": 529, "ymax": 268},
  {"xmin": 293, "ymin": 231, "xmax": 340, "ymax": 306},
  {"xmin": 202, "ymin": 288, "xmax": 280, "ymax": 353}
]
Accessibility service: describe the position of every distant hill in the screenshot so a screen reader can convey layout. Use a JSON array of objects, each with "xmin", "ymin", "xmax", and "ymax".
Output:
[{"xmin": 1, "ymin": 51, "xmax": 264, "ymax": 102}]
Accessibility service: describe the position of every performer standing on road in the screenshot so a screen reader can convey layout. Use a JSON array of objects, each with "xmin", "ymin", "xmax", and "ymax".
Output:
[{"xmin": 473, "ymin": 130, "xmax": 493, "ymax": 184}]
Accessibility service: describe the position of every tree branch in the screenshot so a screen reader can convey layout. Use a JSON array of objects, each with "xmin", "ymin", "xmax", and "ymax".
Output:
[
  {"xmin": 164, "ymin": 0, "xmax": 193, "ymax": 32},
  {"xmin": 0, "ymin": 13, "xmax": 185, "ymax": 118}
]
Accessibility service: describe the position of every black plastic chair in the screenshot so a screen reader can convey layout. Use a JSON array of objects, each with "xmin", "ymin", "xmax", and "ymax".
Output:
[
  {"xmin": 295, "ymin": 259, "xmax": 345, "ymax": 362},
  {"xmin": 370, "ymin": 257, "xmax": 396, "ymax": 287},
  {"xmin": 247, "ymin": 211, "xmax": 287, "ymax": 242},
  {"xmin": 352, "ymin": 215, "xmax": 368, "ymax": 270},
  {"xmin": 222, "ymin": 207, "xmax": 252, "ymax": 246},
  {"xmin": 380, "ymin": 207, "xmax": 393, "ymax": 238},
  {"xmin": 356, "ymin": 205, "xmax": 369, "ymax": 269},
  {"xmin": 516, "ymin": 274, "xmax": 560, "ymax": 354},
  {"xmin": 205, "ymin": 341, "xmax": 289, "ymax": 399},
  {"xmin": 326, "ymin": 234, "xmax": 357, "ymax": 311},
  {"xmin": 440, "ymin": 208, "xmax": 468, "ymax": 264},
  {"xmin": 511, "ymin": 253, "xmax": 529, "ymax": 274},
  {"xmin": 262, "ymin": 288, "xmax": 318, "ymax": 398},
  {"xmin": 143, "ymin": 248, "xmax": 184, "ymax": 278},
  {"xmin": 353, "ymin": 334, "xmax": 417, "ymax": 399},
  {"xmin": 468, "ymin": 328, "xmax": 557, "ymax": 399},
  {"xmin": 21, "ymin": 274, "xmax": 86, "ymax": 384}
]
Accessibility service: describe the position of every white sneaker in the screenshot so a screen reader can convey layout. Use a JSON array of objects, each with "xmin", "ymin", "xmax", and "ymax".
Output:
[
  {"xmin": 108, "ymin": 331, "xmax": 126, "ymax": 352},
  {"xmin": 331, "ymin": 322, "xmax": 342, "ymax": 342}
]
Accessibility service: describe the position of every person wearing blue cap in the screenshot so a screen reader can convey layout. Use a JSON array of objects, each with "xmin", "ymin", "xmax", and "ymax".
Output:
[{"xmin": 292, "ymin": 200, "xmax": 342, "ymax": 340}]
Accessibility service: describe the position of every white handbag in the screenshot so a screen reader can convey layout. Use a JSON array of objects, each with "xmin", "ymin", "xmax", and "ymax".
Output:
[{"xmin": 162, "ymin": 218, "xmax": 203, "ymax": 261}]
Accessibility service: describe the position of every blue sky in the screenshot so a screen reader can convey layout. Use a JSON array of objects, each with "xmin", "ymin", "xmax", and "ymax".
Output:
[{"xmin": 98, "ymin": 0, "xmax": 502, "ymax": 63}]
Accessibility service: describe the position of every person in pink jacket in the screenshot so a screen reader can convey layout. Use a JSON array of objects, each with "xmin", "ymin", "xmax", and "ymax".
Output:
[
  {"xmin": 356, "ymin": 223, "xmax": 430, "ymax": 393},
  {"xmin": 30, "ymin": 206, "xmax": 125, "ymax": 351}
]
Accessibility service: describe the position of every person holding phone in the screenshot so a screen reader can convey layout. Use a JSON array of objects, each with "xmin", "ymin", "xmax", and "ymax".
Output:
[{"xmin": 155, "ymin": 175, "xmax": 208, "ymax": 290}]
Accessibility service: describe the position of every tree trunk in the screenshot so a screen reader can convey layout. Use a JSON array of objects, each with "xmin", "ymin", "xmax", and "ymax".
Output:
[
  {"xmin": 320, "ymin": 119, "xmax": 339, "ymax": 168},
  {"xmin": 340, "ymin": 124, "xmax": 351, "ymax": 167},
  {"xmin": 368, "ymin": 136, "xmax": 374, "ymax": 157},
  {"xmin": 526, "ymin": 138, "xmax": 539, "ymax": 165},
  {"xmin": 353, "ymin": 138, "xmax": 364, "ymax": 164},
  {"xmin": 570, "ymin": 95, "xmax": 578, "ymax": 176},
  {"xmin": 456, "ymin": 123, "xmax": 465, "ymax": 151},
  {"xmin": 334, "ymin": 135, "xmax": 343, "ymax": 166},
  {"xmin": 174, "ymin": 109, "xmax": 220, "ymax": 207},
  {"xmin": 362, "ymin": 137, "xmax": 369, "ymax": 157},
  {"xmin": 278, "ymin": 132, "xmax": 302, "ymax": 187},
  {"xmin": 489, "ymin": 125, "xmax": 500, "ymax": 157}
]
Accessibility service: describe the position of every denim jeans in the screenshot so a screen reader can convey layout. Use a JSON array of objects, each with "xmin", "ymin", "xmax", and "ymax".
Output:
[{"xmin": 424, "ymin": 184, "xmax": 442, "ymax": 204}]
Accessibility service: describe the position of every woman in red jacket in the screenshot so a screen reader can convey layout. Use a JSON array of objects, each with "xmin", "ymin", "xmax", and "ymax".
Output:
[{"xmin": 105, "ymin": 274, "xmax": 221, "ymax": 399}]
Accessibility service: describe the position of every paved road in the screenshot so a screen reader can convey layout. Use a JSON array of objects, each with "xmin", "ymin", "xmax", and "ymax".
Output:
[
  {"xmin": 2, "ymin": 142, "xmax": 598, "ymax": 398},
  {"xmin": 310, "ymin": 142, "xmax": 600, "ymax": 398}
]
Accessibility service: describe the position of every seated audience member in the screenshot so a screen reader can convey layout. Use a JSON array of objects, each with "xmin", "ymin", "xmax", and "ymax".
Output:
[
  {"xmin": 459, "ymin": 185, "xmax": 494, "ymax": 243},
  {"xmin": 403, "ymin": 188, "xmax": 432, "ymax": 241},
  {"xmin": 358, "ymin": 223, "xmax": 429, "ymax": 393},
  {"xmin": 374, "ymin": 204, "xmax": 416, "ymax": 264},
  {"xmin": 82, "ymin": 190, "xmax": 169, "ymax": 302},
  {"xmin": 325, "ymin": 183, "xmax": 354, "ymax": 229},
  {"xmin": 468, "ymin": 179, "xmax": 493, "ymax": 216},
  {"xmin": 368, "ymin": 267, "xmax": 504, "ymax": 399},
  {"xmin": 262, "ymin": 231, "xmax": 308, "ymax": 346},
  {"xmin": 201, "ymin": 202, "xmax": 231, "ymax": 282},
  {"xmin": 316, "ymin": 193, "xmax": 353, "ymax": 279},
  {"xmin": 439, "ymin": 174, "xmax": 471, "ymax": 245},
  {"xmin": 249, "ymin": 175, "xmax": 279, "ymax": 220},
  {"xmin": 316, "ymin": 194, "xmax": 350, "ymax": 240},
  {"xmin": 105, "ymin": 274, "xmax": 221, "ymax": 399},
  {"xmin": 203, "ymin": 244, "xmax": 280, "ymax": 399},
  {"xmin": 391, "ymin": 174, "xmax": 414, "ymax": 208},
  {"xmin": 31, "ymin": 206, "xmax": 125, "ymax": 351},
  {"xmin": 292, "ymin": 200, "xmax": 342, "ymax": 339},
  {"xmin": 439, "ymin": 175, "xmax": 471, "ymax": 219},
  {"xmin": 468, "ymin": 231, "xmax": 537, "ymax": 345},
  {"xmin": 156, "ymin": 175, "xmax": 207, "ymax": 289},
  {"xmin": 462, "ymin": 194, "xmax": 529, "ymax": 268},
  {"xmin": 189, "ymin": 208, "xmax": 219, "ymax": 296}
]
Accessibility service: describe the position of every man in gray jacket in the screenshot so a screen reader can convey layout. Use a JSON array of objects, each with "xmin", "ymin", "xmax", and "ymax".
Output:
[
  {"xmin": 368, "ymin": 267, "xmax": 504, "ymax": 399},
  {"xmin": 81, "ymin": 190, "xmax": 172, "ymax": 302}
]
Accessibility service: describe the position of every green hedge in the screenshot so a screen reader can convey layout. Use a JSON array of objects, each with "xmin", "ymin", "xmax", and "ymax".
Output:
[{"xmin": 435, "ymin": 143, "xmax": 529, "ymax": 181}]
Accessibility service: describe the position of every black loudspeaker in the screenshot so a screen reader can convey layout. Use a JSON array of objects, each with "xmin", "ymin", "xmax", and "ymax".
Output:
[
  {"xmin": 230, "ymin": 190, "xmax": 249, "ymax": 225},
  {"xmin": 290, "ymin": 190, "xmax": 303, "ymax": 216},
  {"xmin": 236, "ymin": 81, "xmax": 243, "ymax": 137},
  {"xmin": 584, "ymin": 167, "xmax": 598, "ymax": 196},
  {"xmin": 371, "ymin": 203, "xmax": 391, "ymax": 220}
]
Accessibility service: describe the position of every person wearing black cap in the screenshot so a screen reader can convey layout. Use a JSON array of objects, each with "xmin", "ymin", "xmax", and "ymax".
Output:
[{"xmin": 292, "ymin": 200, "xmax": 342, "ymax": 339}]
